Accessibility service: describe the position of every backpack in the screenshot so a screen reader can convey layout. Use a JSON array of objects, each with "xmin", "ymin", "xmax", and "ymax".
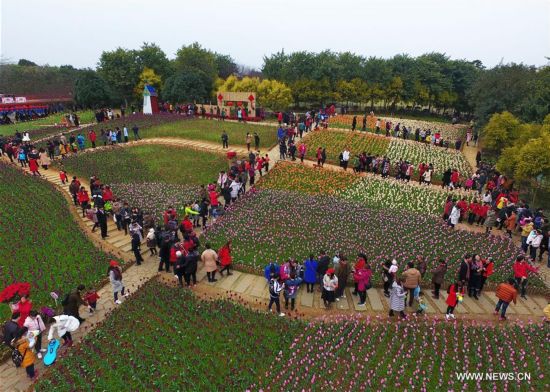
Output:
[{"xmin": 12, "ymin": 346, "xmax": 26, "ymax": 367}]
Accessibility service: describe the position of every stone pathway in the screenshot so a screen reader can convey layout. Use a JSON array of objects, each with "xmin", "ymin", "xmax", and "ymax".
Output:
[{"xmin": 1, "ymin": 136, "xmax": 548, "ymax": 391}]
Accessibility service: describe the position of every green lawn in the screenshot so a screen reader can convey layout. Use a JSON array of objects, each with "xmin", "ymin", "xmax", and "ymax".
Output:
[
  {"xmin": 0, "ymin": 110, "xmax": 95, "ymax": 136},
  {"xmin": 56, "ymin": 144, "xmax": 228, "ymax": 185},
  {"xmin": 141, "ymin": 119, "xmax": 279, "ymax": 150}
]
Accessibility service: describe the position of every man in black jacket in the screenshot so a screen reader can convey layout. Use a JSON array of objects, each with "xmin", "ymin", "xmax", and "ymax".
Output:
[
  {"xmin": 2, "ymin": 312, "xmax": 21, "ymax": 348},
  {"xmin": 316, "ymin": 250, "xmax": 331, "ymax": 287},
  {"xmin": 458, "ymin": 254, "xmax": 471, "ymax": 291}
]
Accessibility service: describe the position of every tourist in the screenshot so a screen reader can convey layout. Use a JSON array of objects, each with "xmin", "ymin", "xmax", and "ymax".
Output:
[
  {"xmin": 28, "ymin": 156, "xmax": 41, "ymax": 176},
  {"xmin": 14, "ymin": 327, "xmax": 37, "ymax": 380},
  {"xmin": 478, "ymin": 257, "xmax": 494, "ymax": 294},
  {"xmin": 63, "ymin": 285, "xmax": 86, "ymax": 323},
  {"xmin": 246, "ymin": 133, "xmax": 252, "ymax": 151},
  {"xmin": 416, "ymin": 255, "xmax": 427, "ymax": 278},
  {"xmin": 132, "ymin": 124, "xmax": 141, "ymax": 140},
  {"xmin": 512, "ymin": 255, "xmax": 538, "ymax": 299},
  {"xmin": 96, "ymin": 206, "xmax": 108, "ymax": 239},
  {"xmin": 218, "ymin": 240, "xmax": 233, "ymax": 276},
  {"xmin": 484, "ymin": 208, "xmax": 496, "ymax": 233},
  {"xmin": 448, "ymin": 202, "xmax": 460, "ymax": 228},
  {"xmin": 445, "ymin": 281, "xmax": 461, "ymax": 320},
  {"xmin": 131, "ymin": 232, "xmax": 144, "ymax": 265},
  {"xmin": 268, "ymin": 275, "xmax": 285, "ymax": 316},
  {"xmin": 3, "ymin": 312, "xmax": 21, "ymax": 349},
  {"xmin": 108, "ymin": 260, "xmax": 128, "ymax": 304},
  {"xmin": 402, "ymin": 262, "xmax": 421, "ymax": 307},
  {"xmin": 341, "ymin": 148, "xmax": 350, "ymax": 171},
  {"xmin": 389, "ymin": 278, "xmax": 407, "ymax": 319},
  {"xmin": 353, "ymin": 259, "xmax": 372, "ymax": 306},
  {"xmin": 184, "ymin": 248, "xmax": 199, "ymax": 287},
  {"xmin": 283, "ymin": 272, "xmax": 303, "ymax": 311},
  {"xmin": 47, "ymin": 314, "xmax": 80, "ymax": 347},
  {"xmin": 254, "ymin": 132, "xmax": 260, "ymax": 150},
  {"xmin": 123, "ymin": 125, "xmax": 129, "ymax": 142},
  {"xmin": 77, "ymin": 186, "xmax": 90, "ymax": 217},
  {"xmin": 83, "ymin": 288, "xmax": 99, "ymax": 314},
  {"xmin": 431, "ymin": 259, "xmax": 447, "ymax": 299},
  {"xmin": 321, "ymin": 268, "xmax": 338, "ymax": 309},
  {"xmin": 38, "ymin": 148, "xmax": 51, "ymax": 170},
  {"xmin": 334, "ymin": 256, "xmax": 349, "ymax": 300},
  {"xmin": 146, "ymin": 228, "xmax": 157, "ymax": 256},
  {"xmin": 380, "ymin": 259, "xmax": 394, "ymax": 297},
  {"xmin": 23, "ymin": 310, "xmax": 46, "ymax": 359},
  {"xmin": 526, "ymin": 229, "xmax": 543, "ymax": 261},
  {"xmin": 201, "ymin": 244, "xmax": 218, "ymax": 283},
  {"xmin": 468, "ymin": 255, "xmax": 483, "ymax": 299},
  {"xmin": 13, "ymin": 295, "xmax": 32, "ymax": 327},
  {"xmin": 457, "ymin": 254, "xmax": 471, "ymax": 292},
  {"xmin": 316, "ymin": 250, "xmax": 331, "ymax": 286},
  {"xmin": 17, "ymin": 147, "xmax": 27, "ymax": 167},
  {"xmin": 221, "ymin": 131, "xmax": 228, "ymax": 148},
  {"xmin": 69, "ymin": 177, "xmax": 80, "ymax": 206},
  {"xmin": 303, "ymin": 255, "xmax": 318, "ymax": 293},
  {"xmin": 494, "ymin": 278, "xmax": 518, "ymax": 321},
  {"xmin": 88, "ymin": 129, "xmax": 97, "ymax": 148}
]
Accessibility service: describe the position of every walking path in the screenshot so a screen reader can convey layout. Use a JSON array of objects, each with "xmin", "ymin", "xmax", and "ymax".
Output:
[{"xmin": 0, "ymin": 136, "xmax": 548, "ymax": 391}]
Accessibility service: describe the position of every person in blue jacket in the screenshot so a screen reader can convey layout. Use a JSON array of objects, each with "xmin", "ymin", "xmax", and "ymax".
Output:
[
  {"xmin": 303, "ymin": 254, "xmax": 318, "ymax": 293},
  {"xmin": 76, "ymin": 134, "xmax": 86, "ymax": 151},
  {"xmin": 284, "ymin": 273, "xmax": 303, "ymax": 311},
  {"xmin": 277, "ymin": 126, "xmax": 285, "ymax": 141},
  {"xmin": 264, "ymin": 261, "xmax": 280, "ymax": 281}
]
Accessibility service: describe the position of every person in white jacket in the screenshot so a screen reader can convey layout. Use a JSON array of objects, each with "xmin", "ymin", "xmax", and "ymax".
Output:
[
  {"xmin": 47, "ymin": 315, "xmax": 80, "ymax": 347},
  {"xmin": 526, "ymin": 229, "xmax": 543, "ymax": 260},
  {"xmin": 448, "ymin": 205, "xmax": 461, "ymax": 228}
]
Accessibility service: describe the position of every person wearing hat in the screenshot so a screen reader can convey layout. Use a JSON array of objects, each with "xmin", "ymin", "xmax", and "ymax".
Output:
[
  {"xmin": 108, "ymin": 260, "xmax": 127, "ymax": 304},
  {"xmin": 322, "ymin": 269, "xmax": 338, "ymax": 309}
]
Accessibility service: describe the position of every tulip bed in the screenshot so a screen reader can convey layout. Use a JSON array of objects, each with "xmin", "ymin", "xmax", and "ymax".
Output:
[
  {"xmin": 0, "ymin": 110, "xmax": 95, "ymax": 136},
  {"xmin": 252, "ymin": 317, "xmax": 549, "ymax": 391},
  {"xmin": 0, "ymin": 162, "xmax": 122, "ymax": 320},
  {"xmin": 387, "ymin": 138, "xmax": 472, "ymax": 176},
  {"xmin": 257, "ymin": 162, "xmax": 360, "ymax": 195},
  {"xmin": 35, "ymin": 279, "xmax": 301, "ymax": 391},
  {"xmin": 57, "ymin": 144, "xmax": 228, "ymax": 186},
  {"xmin": 301, "ymin": 130, "xmax": 390, "ymax": 164},
  {"xmin": 203, "ymin": 189, "xmax": 540, "ymax": 287},
  {"xmin": 301, "ymin": 130, "xmax": 472, "ymax": 179},
  {"xmin": 328, "ymin": 114, "xmax": 467, "ymax": 141},
  {"xmin": 339, "ymin": 175, "xmax": 475, "ymax": 215}
]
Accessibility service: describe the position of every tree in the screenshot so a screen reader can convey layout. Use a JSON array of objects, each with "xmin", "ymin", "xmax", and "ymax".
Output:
[
  {"xmin": 214, "ymin": 53, "xmax": 238, "ymax": 79},
  {"xmin": 98, "ymin": 48, "xmax": 141, "ymax": 105},
  {"xmin": 17, "ymin": 59, "xmax": 37, "ymax": 66},
  {"xmin": 162, "ymin": 70, "xmax": 209, "ymax": 103},
  {"xmin": 386, "ymin": 76, "xmax": 404, "ymax": 109},
  {"xmin": 336, "ymin": 80, "xmax": 358, "ymax": 106},
  {"xmin": 257, "ymin": 79, "xmax": 292, "ymax": 111},
  {"xmin": 74, "ymin": 70, "xmax": 112, "ymax": 108},
  {"xmin": 134, "ymin": 67, "xmax": 162, "ymax": 99},
  {"xmin": 482, "ymin": 112, "xmax": 522, "ymax": 152},
  {"xmin": 137, "ymin": 42, "xmax": 171, "ymax": 79},
  {"xmin": 174, "ymin": 42, "xmax": 217, "ymax": 92}
]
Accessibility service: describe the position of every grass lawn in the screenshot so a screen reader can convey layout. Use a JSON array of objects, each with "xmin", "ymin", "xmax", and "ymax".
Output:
[
  {"xmin": 0, "ymin": 110, "xmax": 95, "ymax": 136},
  {"xmin": 140, "ymin": 118, "xmax": 279, "ymax": 150},
  {"xmin": 0, "ymin": 162, "xmax": 123, "ymax": 321},
  {"xmin": 56, "ymin": 144, "xmax": 228, "ymax": 186},
  {"xmin": 35, "ymin": 279, "xmax": 300, "ymax": 391}
]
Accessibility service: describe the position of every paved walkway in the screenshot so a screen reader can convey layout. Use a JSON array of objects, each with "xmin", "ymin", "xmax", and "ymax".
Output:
[{"xmin": 1, "ymin": 137, "xmax": 548, "ymax": 391}]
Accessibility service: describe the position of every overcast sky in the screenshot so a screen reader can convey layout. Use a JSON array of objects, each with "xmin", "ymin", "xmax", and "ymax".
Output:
[{"xmin": 1, "ymin": 0, "xmax": 549, "ymax": 69}]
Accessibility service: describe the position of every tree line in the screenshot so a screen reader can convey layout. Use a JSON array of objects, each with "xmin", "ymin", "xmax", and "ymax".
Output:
[{"xmin": 0, "ymin": 43, "xmax": 548, "ymax": 129}]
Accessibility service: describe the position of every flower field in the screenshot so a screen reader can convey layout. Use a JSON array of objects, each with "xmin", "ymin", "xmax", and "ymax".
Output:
[
  {"xmin": 203, "ymin": 189, "xmax": 536, "ymax": 286},
  {"xmin": 339, "ymin": 175, "xmax": 475, "ymax": 215},
  {"xmin": 328, "ymin": 114, "xmax": 468, "ymax": 141},
  {"xmin": 57, "ymin": 144, "xmax": 227, "ymax": 186},
  {"xmin": 257, "ymin": 162, "xmax": 360, "ymax": 195},
  {"xmin": 35, "ymin": 279, "xmax": 301, "ymax": 391},
  {"xmin": 387, "ymin": 138, "xmax": 472, "ymax": 176},
  {"xmin": 0, "ymin": 110, "xmax": 95, "ymax": 136},
  {"xmin": 252, "ymin": 317, "xmax": 549, "ymax": 391},
  {"xmin": 109, "ymin": 182, "xmax": 202, "ymax": 219},
  {"xmin": 301, "ymin": 130, "xmax": 472, "ymax": 178},
  {"xmin": 0, "ymin": 162, "xmax": 122, "ymax": 320},
  {"xmin": 301, "ymin": 130, "xmax": 390, "ymax": 163}
]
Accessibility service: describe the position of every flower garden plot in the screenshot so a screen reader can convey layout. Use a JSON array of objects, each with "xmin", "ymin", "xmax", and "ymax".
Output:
[
  {"xmin": 301, "ymin": 130, "xmax": 390, "ymax": 164},
  {"xmin": 0, "ymin": 162, "xmax": 123, "ymax": 320},
  {"xmin": 257, "ymin": 161, "xmax": 361, "ymax": 195},
  {"xmin": 141, "ymin": 118, "xmax": 280, "ymax": 149},
  {"xmin": 339, "ymin": 175, "xmax": 475, "ymax": 216},
  {"xmin": 328, "ymin": 114, "xmax": 467, "ymax": 141},
  {"xmin": 386, "ymin": 138, "xmax": 472, "ymax": 176},
  {"xmin": 252, "ymin": 317, "xmax": 549, "ymax": 392},
  {"xmin": 203, "ymin": 189, "xmax": 537, "ymax": 287},
  {"xmin": 109, "ymin": 182, "xmax": 201, "ymax": 219},
  {"xmin": 35, "ymin": 279, "xmax": 302, "ymax": 391},
  {"xmin": 57, "ymin": 144, "xmax": 228, "ymax": 186}
]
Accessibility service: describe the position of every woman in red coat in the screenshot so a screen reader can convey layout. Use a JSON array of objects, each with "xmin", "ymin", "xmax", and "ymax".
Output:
[
  {"xmin": 445, "ymin": 282, "xmax": 461, "ymax": 320},
  {"xmin": 14, "ymin": 295, "xmax": 33, "ymax": 327},
  {"xmin": 218, "ymin": 240, "xmax": 233, "ymax": 277},
  {"xmin": 28, "ymin": 158, "xmax": 41, "ymax": 176}
]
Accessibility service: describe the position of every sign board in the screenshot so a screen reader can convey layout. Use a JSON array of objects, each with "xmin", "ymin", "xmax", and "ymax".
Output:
[
  {"xmin": 1, "ymin": 97, "xmax": 14, "ymax": 104},
  {"xmin": 15, "ymin": 97, "xmax": 27, "ymax": 103}
]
